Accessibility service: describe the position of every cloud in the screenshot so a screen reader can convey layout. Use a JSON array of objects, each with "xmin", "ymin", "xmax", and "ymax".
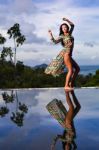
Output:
[
  {"xmin": 26, "ymin": 33, "xmax": 48, "ymax": 44},
  {"xmin": 91, "ymin": 55, "xmax": 97, "ymax": 60},
  {"xmin": 10, "ymin": 0, "xmax": 38, "ymax": 14},
  {"xmin": 0, "ymin": 0, "xmax": 99, "ymax": 66},
  {"xmin": 84, "ymin": 42, "xmax": 94, "ymax": 47},
  {"xmin": 71, "ymin": 0, "xmax": 99, "ymax": 7}
]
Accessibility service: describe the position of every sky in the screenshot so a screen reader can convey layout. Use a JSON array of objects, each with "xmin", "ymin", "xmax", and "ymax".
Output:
[{"xmin": 0, "ymin": 0, "xmax": 99, "ymax": 66}]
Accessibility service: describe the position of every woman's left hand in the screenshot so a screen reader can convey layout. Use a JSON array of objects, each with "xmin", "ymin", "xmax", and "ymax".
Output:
[{"xmin": 63, "ymin": 17, "xmax": 67, "ymax": 21}]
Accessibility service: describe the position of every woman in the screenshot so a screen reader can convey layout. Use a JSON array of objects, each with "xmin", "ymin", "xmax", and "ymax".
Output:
[{"xmin": 44, "ymin": 18, "xmax": 80, "ymax": 90}]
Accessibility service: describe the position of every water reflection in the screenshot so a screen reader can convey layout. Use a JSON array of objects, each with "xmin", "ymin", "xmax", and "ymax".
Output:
[
  {"xmin": 0, "ymin": 90, "xmax": 28, "ymax": 127},
  {"xmin": 0, "ymin": 88, "xmax": 99, "ymax": 149},
  {"xmin": 46, "ymin": 90, "xmax": 81, "ymax": 150}
]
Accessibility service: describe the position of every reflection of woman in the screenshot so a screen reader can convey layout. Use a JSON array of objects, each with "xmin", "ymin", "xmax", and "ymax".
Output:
[
  {"xmin": 50, "ymin": 90, "xmax": 81, "ymax": 150},
  {"xmin": 44, "ymin": 18, "xmax": 80, "ymax": 90},
  {"xmin": 62, "ymin": 90, "xmax": 81, "ymax": 150}
]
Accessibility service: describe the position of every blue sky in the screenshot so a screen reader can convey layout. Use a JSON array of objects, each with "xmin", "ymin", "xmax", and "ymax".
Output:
[{"xmin": 0, "ymin": 0, "xmax": 99, "ymax": 66}]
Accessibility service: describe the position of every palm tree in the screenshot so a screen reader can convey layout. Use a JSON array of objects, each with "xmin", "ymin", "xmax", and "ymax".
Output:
[{"xmin": 7, "ymin": 23, "xmax": 26, "ymax": 66}]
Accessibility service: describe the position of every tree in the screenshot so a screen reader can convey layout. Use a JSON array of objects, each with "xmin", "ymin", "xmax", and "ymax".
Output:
[
  {"xmin": 7, "ymin": 23, "xmax": 26, "ymax": 65},
  {"xmin": 0, "ymin": 34, "xmax": 6, "ymax": 61},
  {"xmin": 0, "ymin": 34, "xmax": 6, "ymax": 44},
  {"xmin": 1, "ymin": 47, "xmax": 13, "ymax": 62}
]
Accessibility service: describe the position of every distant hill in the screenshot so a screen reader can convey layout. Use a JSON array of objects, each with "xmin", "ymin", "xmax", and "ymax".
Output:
[{"xmin": 33, "ymin": 63, "xmax": 48, "ymax": 69}]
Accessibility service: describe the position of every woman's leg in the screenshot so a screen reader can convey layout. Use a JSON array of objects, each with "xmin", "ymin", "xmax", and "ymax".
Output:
[
  {"xmin": 65, "ymin": 91, "xmax": 74, "ymax": 128},
  {"xmin": 69, "ymin": 58, "xmax": 80, "ymax": 87},
  {"xmin": 70, "ymin": 90, "xmax": 81, "ymax": 118},
  {"xmin": 64, "ymin": 53, "xmax": 74, "ymax": 90}
]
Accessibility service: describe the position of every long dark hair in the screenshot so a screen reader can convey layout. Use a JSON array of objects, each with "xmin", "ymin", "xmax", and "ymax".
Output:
[{"xmin": 59, "ymin": 23, "xmax": 69, "ymax": 46}]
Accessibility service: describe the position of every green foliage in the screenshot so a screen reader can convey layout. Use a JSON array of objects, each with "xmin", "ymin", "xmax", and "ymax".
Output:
[
  {"xmin": 7, "ymin": 23, "xmax": 25, "ymax": 47},
  {"xmin": 0, "ymin": 34, "xmax": 6, "ymax": 44},
  {"xmin": 75, "ymin": 73, "xmax": 93, "ymax": 87},
  {"xmin": 0, "ymin": 60, "xmax": 98, "ymax": 88},
  {"xmin": 1, "ymin": 47, "xmax": 13, "ymax": 62},
  {"xmin": 0, "ymin": 23, "xmax": 26, "ymax": 66},
  {"xmin": 85, "ymin": 70, "xmax": 99, "ymax": 86}
]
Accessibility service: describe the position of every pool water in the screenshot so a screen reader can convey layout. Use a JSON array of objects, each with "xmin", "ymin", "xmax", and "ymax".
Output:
[{"xmin": 0, "ymin": 88, "xmax": 99, "ymax": 150}]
